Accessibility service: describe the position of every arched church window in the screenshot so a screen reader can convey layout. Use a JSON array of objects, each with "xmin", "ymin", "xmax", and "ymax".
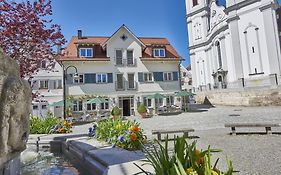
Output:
[
  {"xmin": 215, "ymin": 41, "xmax": 222, "ymax": 68},
  {"xmin": 218, "ymin": 75, "xmax": 222, "ymax": 82}
]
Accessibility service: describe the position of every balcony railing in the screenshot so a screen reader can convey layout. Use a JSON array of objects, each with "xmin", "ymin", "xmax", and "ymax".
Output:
[
  {"xmin": 126, "ymin": 81, "xmax": 137, "ymax": 90},
  {"xmin": 115, "ymin": 81, "xmax": 125, "ymax": 91},
  {"xmin": 114, "ymin": 58, "xmax": 137, "ymax": 67},
  {"xmin": 127, "ymin": 58, "xmax": 136, "ymax": 67}
]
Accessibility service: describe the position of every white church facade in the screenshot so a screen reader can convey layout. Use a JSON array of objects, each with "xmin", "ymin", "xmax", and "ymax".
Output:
[{"xmin": 186, "ymin": 0, "xmax": 281, "ymax": 91}]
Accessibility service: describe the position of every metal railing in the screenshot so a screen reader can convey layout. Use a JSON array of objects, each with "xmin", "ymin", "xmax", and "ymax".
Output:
[
  {"xmin": 126, "ymin": 81, "xmax": 137, "ymax": 90},
  {"xmin": 114, "ymin": 58, "xmax": 137, "ymax": 67}
]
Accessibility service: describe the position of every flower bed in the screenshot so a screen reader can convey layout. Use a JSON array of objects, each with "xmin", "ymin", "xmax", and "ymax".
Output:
[
  {"xmin": 30, "ymin": 116, "xmax": 72, "ymax": 134},
  {"xmin": 88, "ymin": 118, "xmax": 146, "ymax": 150},
  {"xmin": 139, "ymin": 136, "xmax": 233, "ymax": 175}
]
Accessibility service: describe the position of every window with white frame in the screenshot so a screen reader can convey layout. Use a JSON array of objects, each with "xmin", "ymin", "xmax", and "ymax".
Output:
[
  {"xmin": 100, "ymin": 99, "xmax": 109, "ymax": 109},
  {"xmin": 155, "ymin": 98, "xmax": 163, "ymax": 107},
  {"xmin": 41, "ymin": 60, "xmax": 47, "ymax": 69},
  {"xmin": 87, "ymin": 102, "xmax": 96, "ymax": 111},
  {"xmin": 39, "ymin": 80, "xmax": 48, "ymax": 89},
  {"xmin": 153, "ymin": 48, "xmax": 165, "ymax": 57},
  {"xmin": 115, "ymin": 49, "xmax": 123, "ymax": 65},
  {"xmin": 74, "ymin": 74, "xmax": 84, "ymax": 84},
  {"xmin": 163, "ymin": 72, "xmax": 173, "ymax": 81},
  {"xmin": 97, "ymin": 73, "xmax": 107, "ymax": 83},
  {"xmin": 144, "ymin": 73, "xmax": 153, "ymax": 82},
  {"xmin": 143, "ymin": 97, "xmax": 152, "ymax": 108},
  {"xmin": 79, "ymin": 48, "xmax": 93, "ymax": 58},
  {"xmin": 166, "ymin": 96, "xmax": 174, "ymax": 106},
  {"xmin": 73, "ymin": 100, "xmax": 83, "ymax": 112}
]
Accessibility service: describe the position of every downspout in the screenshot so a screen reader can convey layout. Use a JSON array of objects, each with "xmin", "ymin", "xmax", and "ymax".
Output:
[{"xmin": 178, "ymin": 59, "xmax": 183, "ymax": 91}]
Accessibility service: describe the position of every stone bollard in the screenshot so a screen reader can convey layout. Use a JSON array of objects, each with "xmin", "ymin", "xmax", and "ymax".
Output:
[{"xmin": 0, "ymin": 49, "xmax": 32, "ymax": 175}]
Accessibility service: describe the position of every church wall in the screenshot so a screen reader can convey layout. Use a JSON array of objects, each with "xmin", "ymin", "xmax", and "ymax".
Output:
[{"xmin": 225, "ymin": 33, "xmax": 236, "ymax": 82}]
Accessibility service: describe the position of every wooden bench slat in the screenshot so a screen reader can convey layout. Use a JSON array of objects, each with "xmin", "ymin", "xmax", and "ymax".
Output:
[
  {"xmin": 152, "ymin": 128, "xmax": 194, "ymax": 140},
  {"xmin": 225, "ymin": 123, "xmax": 280, "ymax": 127},
  {"xmin": 152, "ymin": 128, "xmax": 194, "ymax": 134},
  {"xmin": 225, "ymin": 123, "xmax": 280, "ymax": 135}
]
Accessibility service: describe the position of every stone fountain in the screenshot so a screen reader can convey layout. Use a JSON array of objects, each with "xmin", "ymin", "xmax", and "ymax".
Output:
[{"xmin": 0, "ymin": 49, "xmax": 31, "ymax": 175}]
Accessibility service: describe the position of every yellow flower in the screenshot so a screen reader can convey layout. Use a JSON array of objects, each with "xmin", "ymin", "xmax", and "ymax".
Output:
[
  {"xmin": 186, "ymin": 168, "xmax": 198, "ymax": 175},
  {"xmin": 211, "ymin": 170, "xmax": 219, "ymax": 175},
  {"xmin": 186, "ymin": 168, "xmax": 194, "ymax": 175},
  {"xmin": 130, "ymin": 133, "xmax": 138, "ymax": 141},
  {"xmin": 115, "ymin": 124, "xmax": 122, "ymax": 130}
]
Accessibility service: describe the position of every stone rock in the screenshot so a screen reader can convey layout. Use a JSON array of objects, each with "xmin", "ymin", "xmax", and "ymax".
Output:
[{"xmin": 0, "ymin": 49, "xmax": 31, "ymax": 166}]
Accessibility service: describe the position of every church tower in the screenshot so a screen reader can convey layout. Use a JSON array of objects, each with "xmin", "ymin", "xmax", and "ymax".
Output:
[
  {"xmin": 186, "ymin": 0, "xmax": 210, "ymax": 89},
  {"xmin": 186, "ymin": 0, "xmax": 209, "ymax": 47}
]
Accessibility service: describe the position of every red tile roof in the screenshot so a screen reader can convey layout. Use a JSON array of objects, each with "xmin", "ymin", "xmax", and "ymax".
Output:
[{"xmin": 57, "ymin": 36, "xmax": 181, "ymax": 61}]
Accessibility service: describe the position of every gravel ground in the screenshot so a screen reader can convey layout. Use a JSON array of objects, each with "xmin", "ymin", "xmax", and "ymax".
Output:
[
  {"xmin": 129, "ymin": 105, "xmax": 281, "ymax": 175},
  {"xmin": 72, "ymin": 105, "xmax": 281, "ymax": 174}
]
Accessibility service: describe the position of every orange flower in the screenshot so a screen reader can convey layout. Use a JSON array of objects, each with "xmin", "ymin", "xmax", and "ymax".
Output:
[
  {"xmin": 130, "ymin": 133, "xmax": 138, "ymax": 141},
  {"xmin": 64, "ymin": 121, "xmax": 72, "ymax": 127},
  {"xmin": 129, "ymin": 125, "xmax": 141, "ymax": 133},
  {"xmin": 196, "ymin": 149, "xmax": 204, "ymax": 165},
  {"xmin": 56, "ymin": 128, "xmax": 62, "ymax": 133}
]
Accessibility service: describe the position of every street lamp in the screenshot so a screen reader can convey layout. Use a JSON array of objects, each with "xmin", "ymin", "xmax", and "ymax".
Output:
[{"xmin": 63, "ymin": 65, "xmax": 79, "ymax": 119}]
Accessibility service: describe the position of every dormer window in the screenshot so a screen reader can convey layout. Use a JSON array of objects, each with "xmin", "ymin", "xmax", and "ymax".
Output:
[
  {"xmin": 153, "ymin": 48, "xmax": 165, "ymax": 57},
  {"xmin": 79, "ymin": 48, "xmax": 93, "ymax": 58},
  {"xmin": 193, "ymin": 0, "xmax": 198, "ymax": 7}
]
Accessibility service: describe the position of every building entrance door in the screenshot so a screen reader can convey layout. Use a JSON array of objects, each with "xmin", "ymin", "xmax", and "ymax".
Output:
[
  {"xmin": 118, "ymin": 96, "xmax": 134, "ymax": 116},
  {"xmin": 122, "ymin": 99, "xmax": 130, "ymax": 116}
]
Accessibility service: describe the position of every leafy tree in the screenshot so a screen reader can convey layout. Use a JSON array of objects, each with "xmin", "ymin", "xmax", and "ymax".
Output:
[{"xmin": 0, "ymin": 0, "xmax": 65, "ymax": 77}]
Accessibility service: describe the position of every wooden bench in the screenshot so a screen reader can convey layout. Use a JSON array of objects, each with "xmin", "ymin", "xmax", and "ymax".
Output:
[
  {"xmin": 152, "ymin": 128, "xmax": 194, "ymax": 140},
  {"xmin": 225, "ymin": 123, "xmax": 280, "ymax": 135}
]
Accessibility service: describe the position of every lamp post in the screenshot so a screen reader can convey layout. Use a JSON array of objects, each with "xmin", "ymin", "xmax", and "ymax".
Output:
[{"xmin": 63, "ymin": 65, "xmax": 79, "ymax": 119}]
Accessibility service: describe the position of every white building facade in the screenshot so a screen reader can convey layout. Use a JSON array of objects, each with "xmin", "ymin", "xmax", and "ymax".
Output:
[
  {"xmin": 58, "ymin": 25, "xmax": 182, "ymax": 117},
  {"xmin": 31, "ymin": 61, "xmax": 63, "ymax": 118},
  {"xmin": 186, "ymin": 0, "xmax": 281, "ymax": 91}
]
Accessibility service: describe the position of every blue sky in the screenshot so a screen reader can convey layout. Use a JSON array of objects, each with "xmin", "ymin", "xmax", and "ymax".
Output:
[{"xmin": 51, "ymin": 0, "xmax": 281, "ymax": 67}]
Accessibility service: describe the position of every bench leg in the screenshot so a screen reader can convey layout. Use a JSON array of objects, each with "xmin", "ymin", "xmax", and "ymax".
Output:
[
  {"xmin": 157, "ymin": 134, "xmax": 161, "ymax": 141},
  {"xmin": 265, "ymin": 127, "xmax": 272, "ymax": 134},
  {"xmin": 183, "ymin": 132, "xmax": 189, "ymax": 138},
  {"xmin": 231, "ymin": 127, "xmax": 236, "ymax": 135}
]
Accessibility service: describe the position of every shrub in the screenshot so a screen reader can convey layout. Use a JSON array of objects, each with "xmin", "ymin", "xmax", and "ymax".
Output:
[
  {"xmin": 111, "ymin": 106, "xmax": 121, "ymax": 116},
  {"xmin": 137, "ymin": 104, "xmax": 147, "ymax": 114},
  {"xmin": 95, "ymin": 118, "xmax": 146, "ymax": 150},
  {"xmin": 139, "ymin": 136, "xmax": 233, "ymax": 175},
  {"xmin": 30, "ymin": 115, "xmax": 72, "ymax": 134}
]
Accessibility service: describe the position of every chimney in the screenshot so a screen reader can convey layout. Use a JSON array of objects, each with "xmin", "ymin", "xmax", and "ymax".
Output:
[{"xmin": 78, "ymin": 30, "xmax": 82, "ymax": 39}]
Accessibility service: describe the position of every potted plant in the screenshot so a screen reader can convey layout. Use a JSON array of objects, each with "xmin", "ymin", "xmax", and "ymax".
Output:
[
  {"xmin": 111, "ymin": 106, "xmax": 121, "ymax": 119},
  {"xmin": 137, "ymin": 104, "xmax": 147, "ymax": 119}
]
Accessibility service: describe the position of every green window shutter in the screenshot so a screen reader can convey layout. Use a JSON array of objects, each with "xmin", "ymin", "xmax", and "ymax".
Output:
[
  {"xmin": 173, "ymin": 72, "xmax": 179, "ymax": 81},
  {"xmin": 85, "ymin": 74, "xmax": 96, "ymax": 83},
  {"xmin": 138, "ymin": 72, "xmax": 144, "ymax": 82},
  {"xmin": 153, "ymin": 72, "xmax": 163, "ymax": 81},
  {"xmin": 107, "ymin": 73, "xmax": 113, "ymax": 83}
]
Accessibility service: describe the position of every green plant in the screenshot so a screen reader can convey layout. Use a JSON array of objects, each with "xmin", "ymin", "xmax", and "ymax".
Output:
[
  {"xmin": 95, "ymin": 118, "xmax": 146, "ymax": 150},
  {"xmin": 29, "ymin": 115, "xmax": 72, "ymax": 134},
  {"xmin": 111, "ymin": 106, "xmax": 121, "ymax": 116},
  {"xmin": 139, "ymin": 136, "xmax": 233, "ymax": 175},
  {"xmin": 137, "ymin": 104, "xmax": 147, "ymax": 113}
]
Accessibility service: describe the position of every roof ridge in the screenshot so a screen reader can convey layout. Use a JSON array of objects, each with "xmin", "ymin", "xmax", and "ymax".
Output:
[
  {"xmin": 72, "ymin": 36, "xmax": 109, "ymax": 38},
  {"xmin": 139, "ymin": 37, "xmax": 167, "ymax": 39}
]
